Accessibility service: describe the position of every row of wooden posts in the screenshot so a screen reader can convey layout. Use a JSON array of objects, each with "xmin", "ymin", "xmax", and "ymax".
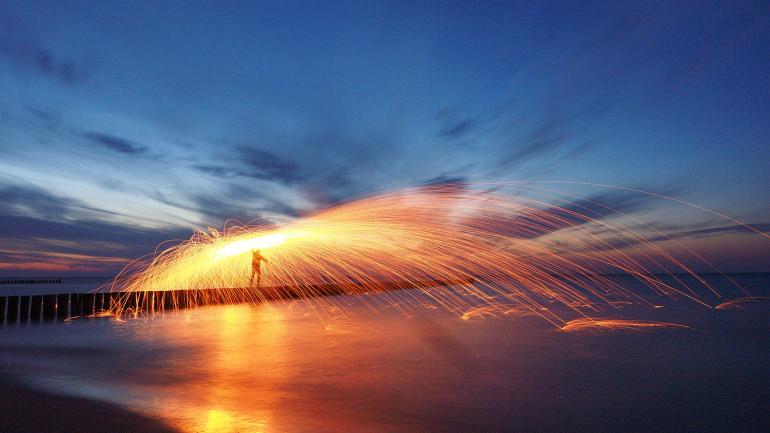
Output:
[
  {"xmin": 0, "ymin": 285, "xmax": 354, "ymax": 324},
  {"xmin": 0, "ymin": 290, "xmax": 270, "ymax": 324},
  {"xmin": 0, "ymin": 278, "xmax": 62, "ymax": 285},
  {"xmin": 0, "ymin": 292, "xmax": 125, "ymax": 324},
  {"xmin": 0, "ymin": 288, "xmax": 296, "ymax": 324},
  {"xmin": 0, "ymin": 278, "xmax": 473, "ymax": 325}
]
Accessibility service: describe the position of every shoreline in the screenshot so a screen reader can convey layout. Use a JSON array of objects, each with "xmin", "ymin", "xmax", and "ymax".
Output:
[{"xmin": 0, "ymin": 375, "xmax": 177, "ymax": 433}]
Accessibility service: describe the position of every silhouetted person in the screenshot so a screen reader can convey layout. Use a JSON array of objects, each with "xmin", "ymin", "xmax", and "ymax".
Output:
[{"xmin": 250, "ymin": 249, "xmax": 268, "ymax": 287}]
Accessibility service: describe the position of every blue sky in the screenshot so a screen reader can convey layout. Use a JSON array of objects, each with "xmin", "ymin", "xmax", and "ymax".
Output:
[{"xmin": 1, "ymin": 0, "xmax": 769, "ymax": 274}]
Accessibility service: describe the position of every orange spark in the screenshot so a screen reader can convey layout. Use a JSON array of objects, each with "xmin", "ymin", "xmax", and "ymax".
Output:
[
  {"xmin": 560, "ymin": 318, "xmax": 691, "ymax": 332},
  {"xmin": 104, "ymin": 183, "xmax": 763, "ymax": 326},
  {"xmin": 715, "ymin": 297, "xmax": 770, "ymax": 310}
]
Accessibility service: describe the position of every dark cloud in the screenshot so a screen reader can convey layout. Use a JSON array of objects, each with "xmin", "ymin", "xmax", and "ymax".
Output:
[
  {"xmin": 0, "ymin": 207, "xmax": 191, "ymax": 276},
  {"xmin": 0, "ymin": 180, "xmax": 168, "ymax": 225},
  {"xmin": 194, "ymin": 146, "xmax": 303, "ymax": 184},
  {"xmin": 151, "ymin": 180, "xmax": 298, "ymax": 226},
  {"xmin": 190, "ymin": 185, "xmax": 298, "ymax": 225},
  {"xmin": 0, "ymin": 181, "xmax": 77, "ymax": 220},
  {"xmin": 0, "ymin": 212, "xmax": 190, "ymax": 276},
  {"xmin": 192, "ymin": 131, "xmax": 385, "ymax": 207},
  {"xmin": 411, "ymin": 178, "xmax": 471, "ymax": 204},
  {"xmin": 420, "ymin": 175, "xmax": 468, "ymax": 188},
  {"xmin": 0, "ymin": 13, "xmax": 91, "ymax": 84},
  {"xmin": 0, "ymin": 214, "xmax": 188, "ymax": 254},
  {"xmin": 439, "ymin": 119, "xmax": 475, "ymax": 140},
  {"xmin": 82, "ymin": 132, "xmax": 148, "ymax": 155},
  {"xmin": 193, "ymin": 164, "xmax": 239, "ymax": 179},
  {"xmin": 0, "ymin": 181, "xmax": 191, "ymax": 269},
  {"xmin": 0, "ymin": 40, "xmax": 90, "ymax": 84},
  {"xmin": 28, "ymin": 107, "xmax": 58, "ymax": 123},
  {"xmin": 435, "ymin": 108, "xmax": 476, "ymax": 141},
  {"xmin": 236, "ymin": 145, "xmax": 303, "ymax": 183}
]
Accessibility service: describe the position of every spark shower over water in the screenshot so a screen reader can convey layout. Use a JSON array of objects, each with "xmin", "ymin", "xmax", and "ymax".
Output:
[{"xmin": 105, "ymin": 182, "xmax": 766, "ymax": 329}]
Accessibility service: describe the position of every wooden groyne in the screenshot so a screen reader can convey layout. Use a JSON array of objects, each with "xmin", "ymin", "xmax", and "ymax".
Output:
[
  {"xmin": 0, "ymin": 278, "xmax": 62, "ymax": 285},
  {"xmin": 0, "ymin": 278, "xmax": 473, "ymax": 324}
]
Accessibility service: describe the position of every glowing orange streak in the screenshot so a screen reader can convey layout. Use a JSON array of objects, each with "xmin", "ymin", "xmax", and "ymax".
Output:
[
  {"xmin": 560, "ymin": 318, "xmax": 691, "ymax": 332},
  {"xmin": 102, "ymin": 182, "xmax": 765, "ymax": 326},
  {"xmin": 715, "ymin": 297, "xmax": 770, "ymax": 310}
]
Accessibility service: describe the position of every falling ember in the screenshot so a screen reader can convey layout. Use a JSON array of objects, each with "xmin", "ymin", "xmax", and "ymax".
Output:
[
  {"xmin": 105, "ymin": 182, "xmax": 763, "ymax": 327},
  {"xmin": 715, "ymin": 297, "xmax": 770, "ymax": 310},
  {"xmin": 560, "ymin": 318, "xmax": 691, "ymax": 332}
]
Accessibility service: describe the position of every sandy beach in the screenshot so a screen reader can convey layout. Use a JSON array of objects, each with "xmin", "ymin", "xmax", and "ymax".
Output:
[{"xmin": 0, "ymin": 376, "xmax": 177, "ymax": 433}]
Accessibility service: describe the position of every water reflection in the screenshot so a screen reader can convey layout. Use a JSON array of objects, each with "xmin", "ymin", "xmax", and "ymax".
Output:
[
  {"xmin": 0, "ymin": 281, "xmax": 768, "ymax": 432},
  {"xmin": 117, "ymin": 301, "xmax": 461, "ymax": 433},
  {"xmin": 125, "ymin": 305, "xmax": 288, "ymax": 432}
]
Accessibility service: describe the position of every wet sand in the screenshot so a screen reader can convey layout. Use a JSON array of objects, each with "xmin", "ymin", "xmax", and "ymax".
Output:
[{"xmin": 0, "ymin": 376, "xmax": 177, "ymax": 433}]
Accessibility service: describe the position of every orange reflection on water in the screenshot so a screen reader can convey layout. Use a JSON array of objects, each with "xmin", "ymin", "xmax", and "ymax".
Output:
[
  {"xmin": 124, "ymin": 304, "xmax": 290, "ymax": 433},
  {"xmin": 112, "ymin": 301, "xmax": 479, "ymax": 433}
]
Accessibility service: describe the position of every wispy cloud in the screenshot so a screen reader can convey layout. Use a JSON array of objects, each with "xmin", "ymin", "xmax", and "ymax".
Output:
[
  {"xmin": 0, "ymin": 180, "xmax": 191, "ymax": 275},
  {"xmin": 82, "ymin": 132, "xmax": 148, "ymax": 155},
  {"xmin": 0, "ymin": 11, "xmax": 91, "ymax": 84},
  {"xmin": 649, "ymin": 222, "xmax": 770, "ymax": 242},
  {"xmin": 496, "ymin": 189, "xmax": 675, "ymax": 240},
  {"xmin": 436, "ymin": 109, "xmax": 476, "ymax": 141},
  {"xmin": 235, "ymin": 146, "xmax": 303, "ymax": 183}
]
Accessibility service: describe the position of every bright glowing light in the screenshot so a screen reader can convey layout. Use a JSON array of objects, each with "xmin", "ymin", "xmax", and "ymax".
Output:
[{"xmin": 214, "ymin": 233, "xmax": 287, "ymax": 260}]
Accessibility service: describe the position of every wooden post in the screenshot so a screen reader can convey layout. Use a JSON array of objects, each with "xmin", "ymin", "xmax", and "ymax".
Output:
[
  {"xmin": 102, "ymin": 292, "xmax": 111, "ymax": 311},
  {"xmin": 6, "ymin": 296, "xmax": 19, "ymax": 324},
  {"xmin": 98, "ymin": 293, "xmax": 106, "ymax": 312},
  {"xmin": 176, "ymin": 290, "xmax": 188, "ymax": 309},
  {"xmin": 163, "ymin": 290, "xmax": 174, "ymax": 311},
  {"xmin": 43, "ymin": 294, "xmax": 57, "ymax": 320},
  {"xmin": 30, "ymin": 295, "xmax": 43, "ymax": 321},
  {"xmin": 70, "ymin": 294, "xmax": 82, "ymax": 317},
  {"xmin": 19, "ymin": 296, "xmax": 31, "ymax": 323},
  {"xmin": 82, "ymin": 293, "xmax": 95, "ymax": 316},
  {"xmin": 56, "ymin": 294, "xmax": 69, "ymax": 320}
]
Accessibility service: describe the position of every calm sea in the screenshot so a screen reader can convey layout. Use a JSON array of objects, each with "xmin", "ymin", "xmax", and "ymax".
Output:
[{"xmin": 0, "ymin": 274, "xmax": 768, "ymax": 432}]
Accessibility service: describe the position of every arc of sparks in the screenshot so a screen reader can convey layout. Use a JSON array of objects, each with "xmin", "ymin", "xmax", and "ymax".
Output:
[{"xmin": 104, "ymin": 182, "xmax": 765, "ymax": 327}]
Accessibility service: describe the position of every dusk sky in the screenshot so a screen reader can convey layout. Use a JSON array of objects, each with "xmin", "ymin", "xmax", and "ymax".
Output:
[{"xmin": 1, "ymin": 0, "xmax": 769, "ymax": 275}]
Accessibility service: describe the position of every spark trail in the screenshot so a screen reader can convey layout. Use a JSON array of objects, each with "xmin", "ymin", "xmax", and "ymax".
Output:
[{"xmin": 105, "ymin": 183, "xmax": 763, "ymax": 328}]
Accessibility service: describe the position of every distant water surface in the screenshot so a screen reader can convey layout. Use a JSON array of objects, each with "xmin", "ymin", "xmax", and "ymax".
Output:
[{"xmin": 0, "ymin": 274, "xmax": 768, "ymax": 432}]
